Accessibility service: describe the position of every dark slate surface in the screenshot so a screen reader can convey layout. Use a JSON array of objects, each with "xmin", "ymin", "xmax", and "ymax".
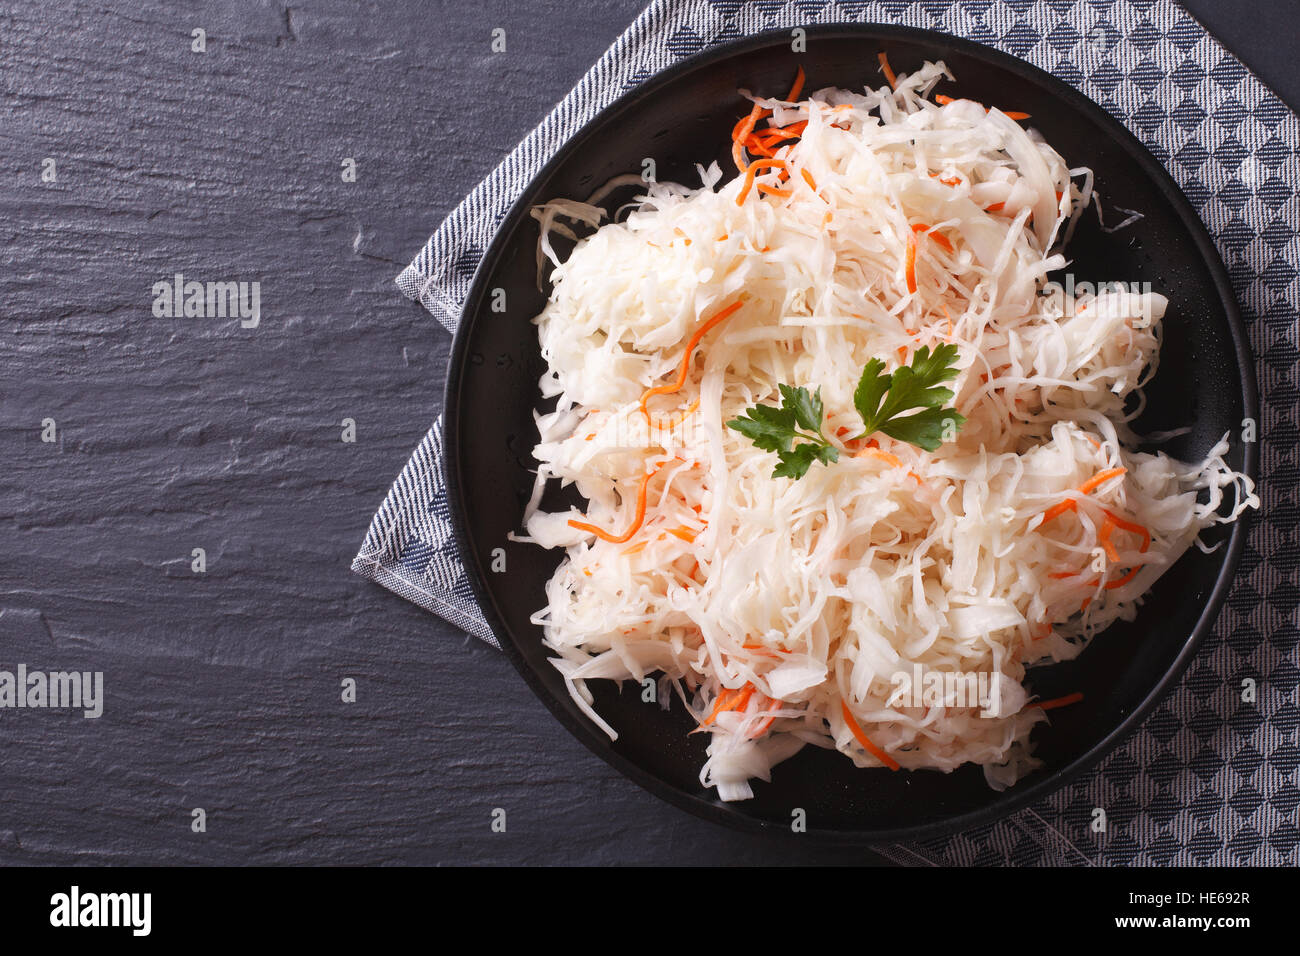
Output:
[{"xmin": 0, "ymin": 0, "xmax": 1292, "ymax": 866}]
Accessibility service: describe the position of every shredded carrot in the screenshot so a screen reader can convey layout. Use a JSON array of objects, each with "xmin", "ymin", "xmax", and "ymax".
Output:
[
  {"xmin": 747, "ymin": 697, "xmax": 783, "ymax": 739},
  {"xmin": 911, "ymin": 222, "xmax": 955, "ymax": 254},
  {"xmin": 786, "ymin": 64, "xmax": 806, "ymax": 102},
  {"xmin": 749, "ymin": 123, "xmax": 807, "ymax": 149},
  {"xmin": 697, "ymin": 683, "xmax": 756, "ymax": 730},
  {"xmin": 934, "ymin": 94, "xmax": 1029, "ymax": 120},
  {"xmin": 741, "ymin": 642, "xmax": 790, "ymax": 657},
  {"xmin": 731, "ymin": 67, "xmax": 807, "ymax": 173},
  {"xmin": 1033, "ymin": 692, "xmax": 1084, "ymax": 712},
  {"xmin": 567, "ymin": 466, "xmax": 657, "ymax": 544},
  {"xmin": 904, "ymin": 231, "xmax": 918, "ymax": 294},
  {"xmin": 1078, "ymin": 467, "xmax": 1126, "ymax": 495},
  {"xmin": 736, "ymin": 158, "xmax": 788, "ymax": 206},
  {"xmin": 1039, "ymin": 467, "xmax": 1128, "ymax": 524},
  {"xmin": 1048, "ymin": 571, "xmax": 1077, "ymax": 580},
  {"xmin": 1099, "ymin": 516, "xmax": 1120, "ymax": 562},
  {"xmin": 800, "ymin": 168, "xmax": 817, "ymax": 191},
  {"xmin": 840, "ymin": 700, "xmax": 900, "ymax": 770},
  {"xmin": 1101, "ymin": 508, "xmax": 1151, "ymax": 553},
  {"xmin": 855, "ymin": 446, "xmax": 903, "ymax": 468},
  {"xmin": 985, "ymin": 202, "xmax": 1006, "ymax": 213},
  {"xmin": 620, "ymin": 540, "xmax": 648, "ymax": 556},
  {"xmin": 1040, "ymin": 499, "xmax": 1078, "ymax": 524},
  {"xmin": 731, "ymin": 102, "xmax": 768, "ymax": 172},
  {"xmin": 667, "ymin": 526, "xmax": 699, "ymax": 543},
  {"xmin": 756, "ymin": 182, "xmax": 792, "ymax": 198},
  {"xmin": 877, "ymin": 51, "xmax": 898, "ymax": 89},
  {"xmin": 650, "ymin": 398, "xmax": 700, "ymax": 432},
  {"xmin": 1105, "ymin": 565, "xmax": 1142, "ymax": 590},
  {"xmin": 640, "ymin": 299, "xmax": 744, "ymax": 420}
]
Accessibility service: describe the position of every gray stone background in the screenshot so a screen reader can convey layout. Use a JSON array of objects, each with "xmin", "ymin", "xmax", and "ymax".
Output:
[{"xmin": 1, "ymin": 0, "xmax": 1294, "ymax": 865}]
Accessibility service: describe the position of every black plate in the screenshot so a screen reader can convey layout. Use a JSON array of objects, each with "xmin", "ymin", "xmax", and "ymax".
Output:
[{"xmin": 443, "ymin": 25, "xmax": 1259, "ymax": 842}]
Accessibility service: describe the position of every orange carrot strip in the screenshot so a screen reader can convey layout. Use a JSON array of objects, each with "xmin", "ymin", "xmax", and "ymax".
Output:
[
  {"xmin": 1040, "ymin": 500, "xmax": 1077, "ymax": 524},
  {"xmin": 698, "ymin": 683, "xmax": 755, "ymax": 729},
  {"xmin": 776, "ymin": 120, "xmax": 809, "ymax": 137},
  {"xmin": 640, "ymin": 299, "xmax": 744, "ymax": 420},
  {"xmin": 1033, "ymin": 692, "xmax": 1084, "ymax": 712},
  {"xmin": 911, "ymin": 222, "xmax": 955, "ymax": 254},
  {"xmin": 800, "ymin": 168, "xmax": 817, "ymax": 191},
  {"xmin": 855, "ymin": 446, "xmax": 904, "ymax": 468},
  {"xmin": 736, "ymin": 158, "xmax": 788, "ymax": 206},
  {"xmin": 1101, "ymin": 508, "xmax": 1151, "ymax": 553},
  {"xmin": 1078, "ymin": 467, "xmax": 1126, "ymax": 495},
  {"xmin": 934, "ymin": 94, "xmax": 1029, "ymax": 119},
  {"xmin": 568, "ymin": 468, "xmax": 657, "ymax": 544},
  {"xmin": 650, "ymin": 398, "xmax": 700, "ymax": 432},
  {"xmin": 840, "ymin": 700, "xmax": 900, "ymax": 770},
  {"xmin": 904, "ymin": 231, "xmax": 918, "ymax": 294},
  {"xmin": 1099, "ymin": 516, "xmax": 1120, "ymax": 562},
  {"xmin": 985, "ymin": 202, "xmax": 1006, "ymax": 212},
  {"xmin": 787, "ymin": 64, "xmax": 806, "ymax": 102},
  {"xmin": 747, "ymin": 697, "xmax": 783, "ymax": 739},
  {"xmin": 666, "ymin": 526, "xmax": 699, "ymax": 543},
  {"xmin": 1040, "ymin": 468, "xmax": 1128, "ymax": 525},
  {"xmin": 732, "ymin": 102, "xmax": 768, "ymax": 172},
  {"xmin": 756, "ymin": 182, "xmax": 792, "ymax": 198},
  {"xmin": 877, "ymin": 51, "xmax": 898, "ymax": 89},
  {"xmin": 741, "ymin": 642, "xmax": 790, "ymax": 657},
  {"xmin": 1104, "ymin": 565, "xmax": 1142, "ymax": 590}
]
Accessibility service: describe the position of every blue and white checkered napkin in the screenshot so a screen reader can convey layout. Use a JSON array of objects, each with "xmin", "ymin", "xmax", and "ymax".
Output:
[{"xmin": 355, "ymin": 0, "xmax": 1300, "ymax": 865}]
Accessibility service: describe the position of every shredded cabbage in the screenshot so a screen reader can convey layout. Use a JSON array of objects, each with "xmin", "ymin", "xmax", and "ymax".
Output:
[{"xmin": 515, "ymin": 61, "xmax": 1259, "ymax": 800}]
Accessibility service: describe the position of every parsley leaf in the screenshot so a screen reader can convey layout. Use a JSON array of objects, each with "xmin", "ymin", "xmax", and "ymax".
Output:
[
  {"xmin": 853, "ymin": 344, "xmax": 966, "ymax": 452},
  {"xmin": 727, "ymin": 385, "xmax": 839, "ymax": 480},
  {"xmin": 727, "ymin": 346, "xmax": 966, "ymax": 480}
]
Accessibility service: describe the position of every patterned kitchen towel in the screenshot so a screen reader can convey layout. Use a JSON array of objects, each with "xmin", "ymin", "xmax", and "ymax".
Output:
[{"xmin": 355, "ymin": 0, "xmax": 1300, "ymax": 866}]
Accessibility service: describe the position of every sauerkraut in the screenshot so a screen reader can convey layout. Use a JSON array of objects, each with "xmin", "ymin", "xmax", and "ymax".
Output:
[{"xmin": 515, "ymin": 59, "xmax": 1258, "ymax": 800}]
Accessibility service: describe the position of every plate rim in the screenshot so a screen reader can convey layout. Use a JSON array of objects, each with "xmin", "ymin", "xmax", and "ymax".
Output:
[{"xmin": 442, "ymin": 22, "xmax": 1261, "ymax": 843}]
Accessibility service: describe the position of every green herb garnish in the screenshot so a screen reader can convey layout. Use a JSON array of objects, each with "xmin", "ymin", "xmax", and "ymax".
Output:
[
  {"xmin": 728, "ymin": 345, "xmax": 967, "ymax": 478},
  {"xmin": 852, "ymin": 343, "xmax": 966, "ymax": 452},
  {"xmin": 726, "ymin": 384, "xmax": 840, "ymax": 480}
]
